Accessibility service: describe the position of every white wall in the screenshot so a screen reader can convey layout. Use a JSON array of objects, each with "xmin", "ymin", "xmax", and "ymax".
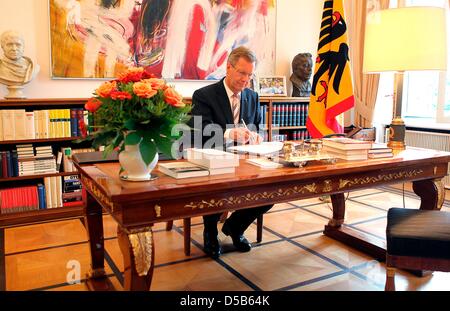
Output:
[{"xmin": 0, "ymin": 0, "xmax": 323, "ymax": 99}]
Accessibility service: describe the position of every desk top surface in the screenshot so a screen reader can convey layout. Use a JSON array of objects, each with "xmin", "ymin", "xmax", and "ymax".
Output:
[{"xmin": 75, "ymin": 147, "xmax": 450, "ymax": 203}]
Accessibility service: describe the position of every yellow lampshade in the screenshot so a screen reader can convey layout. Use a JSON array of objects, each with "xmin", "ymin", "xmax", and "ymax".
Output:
[{"xmin": 363, "ymin": 7, "xmax": 447, "ymax": 72}]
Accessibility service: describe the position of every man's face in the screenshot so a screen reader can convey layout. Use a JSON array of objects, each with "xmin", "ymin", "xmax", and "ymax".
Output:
[
  {"xmin": 225, "ymin": 57, "xmax": 255, "ymax": 94},
  {"xmin": 2, "ymin": 37, "xmax": 24, "ymax": 61},
  {"xmin": 294, "ymin": 56, "xmax": 312, "ymax": 81}
]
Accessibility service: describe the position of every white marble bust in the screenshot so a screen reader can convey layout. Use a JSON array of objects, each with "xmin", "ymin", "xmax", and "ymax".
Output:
[{"xmin": 0, "ymin": 30, "xmax": 40, "ymax": 98}]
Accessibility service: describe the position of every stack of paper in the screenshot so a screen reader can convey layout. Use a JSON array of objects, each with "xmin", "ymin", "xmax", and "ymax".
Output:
[
  {"xmin": 246, "ymin": 158, "xmax": 283, "ymax": 169},
  {"xmin": 185, "ymin": 148, "xmax": 239, "ymax": 175},
  {"xmin": 227, "ymin": 141, "xmax": 284, "ymax": 156}
]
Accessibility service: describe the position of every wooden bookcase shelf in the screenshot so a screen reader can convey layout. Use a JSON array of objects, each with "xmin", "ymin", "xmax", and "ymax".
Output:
[
  {"xmin": 0, "ymin": 205, "xmax": 84, "ymax": 228},
  {"xmin": 272, "ymin": 126, "xmax": 307, "ymax": 130},
  {"xmin": 259, "ymin": 97, "xmax": 310, "ymax": 141},
  {"xmin": 0, "ymin": 98, "xmax": 88, "ymax": 228},
  {"xmin": 0, "ymin": 98, "xmax": 86, "ymax": 107},
  {"xmin": 0, "ymin": 137, "xmax": 80, "ymax": 145},
  {"xmin": 0, "ymin": 171, "xmax": 79, "ymax": 183}
]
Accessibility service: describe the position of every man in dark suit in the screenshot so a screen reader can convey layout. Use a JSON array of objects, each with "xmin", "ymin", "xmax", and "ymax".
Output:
[{"xmin": 188, "ymin": 46, "xmax": 272, "ymax": 259}]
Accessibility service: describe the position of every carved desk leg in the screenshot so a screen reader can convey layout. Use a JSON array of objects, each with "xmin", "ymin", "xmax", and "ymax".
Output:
[
  {"xmin": 118, "ymin": 226, "xmax": 155, "ymax": 291},
  {"xmin": 413, "ymin": 178, "xmax": 445, "ymax": 211},
  {"xmin": 84, "ymin": 192, "xmax": 112, "ymax": 290},
  {"xmin": 323, "ymin": 193, "xmax": 385, "ymax": 260},
  {"xmin": 323, "ymin": 193, "xmax": 346, "ymax": 238},
  {"xmin": 328, "ymin": 193, "xmax": 346, "ymax": 228}
]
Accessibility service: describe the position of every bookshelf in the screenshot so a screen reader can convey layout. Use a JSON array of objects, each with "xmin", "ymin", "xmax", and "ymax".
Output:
[
  {"xmin": 0, "ymin": 98, "xmax": 91, "ymax": 228},
  {"xmin": 259, "ymin": 97, "xmax": 310, "ymax": 142},
  {"xmin": 0, "ymin": 98, "xmax": 93, "ymax": 290}
]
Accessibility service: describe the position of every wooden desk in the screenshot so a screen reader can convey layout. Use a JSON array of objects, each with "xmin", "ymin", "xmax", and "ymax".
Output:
[{"xmin": 74, "ymin": 147, "xmax": 450, "ymax": 291}]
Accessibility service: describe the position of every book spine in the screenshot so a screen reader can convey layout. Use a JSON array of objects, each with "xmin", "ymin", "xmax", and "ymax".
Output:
[
  {"xmin": 37, "ymin": 183, "xmax": 46, "ymax": 209},
  {"xmin": 1, "ymin": 151, "xmax": 7, "ymax": 178},
  {"xmin": 6, "ymin": 151, "xmax": 12, "ymax": 178},
  {"xmin": 44, "ymin": 176, "xmax": 52, "ymax": 209},
  {"xmin": 11, "ymin": 150, "xmax": 19, "ymax": 177},
  {"xmin": 25, "ymin": 111, "xmax": 35, "ymax": 140},
  {"xmin": 76, "ymin": 108, "xmax": 84, "ymax": 137},
  {"xmin": 2, "ymin": 110, "xmax": 15, "ymax": 140},
  {"xmin": 70, "ymin": 109, "xmax": 77, "ymax": 137},
  {"xmin": 14, "ymin": 109, "xmax": 27, "ymax": 140}
]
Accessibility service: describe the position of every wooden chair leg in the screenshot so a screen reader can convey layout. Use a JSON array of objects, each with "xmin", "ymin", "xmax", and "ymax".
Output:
[
  {"xmin": 256, "ymin": 214, "xmax": 263, "ymax": 243},
  {"xmin": 219, "ymin": 211, "xmax": 229, "ymax": 223},
  {"xmin": 165, "ymin": 221, "xmax": 173, "ymax": 231},
  {"xmin": 385, "ymin": 267, "xmax": 396, "ymax": 291},
  {"xmin": 183, "ymin": 218, "xmax": 191, "ymax": 256}
]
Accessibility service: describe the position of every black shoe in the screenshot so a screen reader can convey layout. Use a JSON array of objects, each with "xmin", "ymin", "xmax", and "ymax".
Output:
[
  {"xmin": 203, "ymin": 231, "xmax": 222, "ymax": 259},
  {"xmin": 221, "ymin": 222, "xmax": 251, "ymax": 252}
]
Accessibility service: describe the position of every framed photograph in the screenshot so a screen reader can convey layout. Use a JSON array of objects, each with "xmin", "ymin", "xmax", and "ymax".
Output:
[
  {"xmin": 257, "ymin": 76, "xmax": 287, "ymax": 96},
  {"xmin": 48, "ymin": 0, "xmax": 276, "ymax": 80}
]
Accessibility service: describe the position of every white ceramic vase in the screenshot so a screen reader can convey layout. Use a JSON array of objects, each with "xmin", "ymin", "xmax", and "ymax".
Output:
[{"xmin": 118, "ymin": 144, "xmax": 158, "ymax": 181}]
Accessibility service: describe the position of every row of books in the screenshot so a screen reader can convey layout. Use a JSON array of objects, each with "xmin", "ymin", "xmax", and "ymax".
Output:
[
  {"xmin": 291, "ymin": 130, "xmax": 311, "ymax": 141},
  {"xmin": 0, "ymin": 175, "xmax": 84, "ymax": 214},
  {"xmin": 16, "ymin": 144, "xmax": 57, "ymax": 176},
  {"xmin": 272, "ymin": 134, "xmax": 289, "ymax": 142},
  {"xmin": 272, "ymin": 103, "xmax": 309, "ymax": 127},
  {"xmin": 0, "ymin": 146, "xmax": 57, "ymax": 178},
  {"xmin": 0, "ymin": 145, "xmax": 95, "ymax": 179},
  {"xmin": 60, "ymin": 175, "xmax": 83, "ymax": 206},
  {"xmin": 322, "ymin": 138, "xmax": 393, "ymax": 161},
  {"xmin": 0, "ymin": 150, "xmax": 18, "ymax": 178},
  {"xmin": 259, "ymin": 104, "xmax": 309, "ymax": 129},
  {"xmin": 273, "ymin": 130, "xmax": 313, "ymax": 141},
  {"xmin": 0, "ymin": 108, "xmax": 90, "ymax": 141}
]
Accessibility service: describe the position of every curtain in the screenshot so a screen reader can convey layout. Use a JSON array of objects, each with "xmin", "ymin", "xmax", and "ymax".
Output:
[{"xmin": 345, "ymin": 0, "xmax": 390, "ymax": 128}]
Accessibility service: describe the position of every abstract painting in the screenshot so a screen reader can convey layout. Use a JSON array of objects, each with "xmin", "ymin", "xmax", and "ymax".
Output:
[{"xmin": 49, "ymin": 0, "xmax": 276, "ymax": 80}]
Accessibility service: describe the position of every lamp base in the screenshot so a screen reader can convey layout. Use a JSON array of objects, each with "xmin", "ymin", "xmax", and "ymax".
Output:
[{"xmin": 387, "ymin": 117, "xmax": 406, "ymax": 151}]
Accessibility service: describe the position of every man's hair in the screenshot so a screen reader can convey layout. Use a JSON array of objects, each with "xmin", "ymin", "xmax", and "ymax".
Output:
[
  {"xmin": 0, "ymin": 30, "xmax": 24, "ymax": 48},
  {"xmin": 228, "ymin": 46, "xmax": 257, "ymax": 66}
]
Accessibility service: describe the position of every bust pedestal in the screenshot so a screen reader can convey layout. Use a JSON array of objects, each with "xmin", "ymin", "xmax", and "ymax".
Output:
[{"xmin": 4, "ymin": 85, "xmax": 26, "ymax": 99}]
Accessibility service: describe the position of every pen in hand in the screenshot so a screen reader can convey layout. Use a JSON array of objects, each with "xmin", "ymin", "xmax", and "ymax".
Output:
[{"xmin": 241, "ymin": 119, "xmax": 255, "ymax": 145}]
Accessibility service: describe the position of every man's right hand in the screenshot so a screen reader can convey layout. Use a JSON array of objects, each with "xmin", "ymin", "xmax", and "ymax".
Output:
[{"xmin": 229, "ymin": 127, "xmax": 253, "ymax": 144}]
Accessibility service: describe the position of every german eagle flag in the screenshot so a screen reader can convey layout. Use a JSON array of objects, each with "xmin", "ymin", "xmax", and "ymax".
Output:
[{"xmin": 306, "ymin": 0, "xmax": 354, "ymax": 138}]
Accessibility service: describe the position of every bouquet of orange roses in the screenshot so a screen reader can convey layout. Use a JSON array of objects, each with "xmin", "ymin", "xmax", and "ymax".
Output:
[{"xmin": 82, "ymin": 67, "xmax": 191, "ymax": 166}]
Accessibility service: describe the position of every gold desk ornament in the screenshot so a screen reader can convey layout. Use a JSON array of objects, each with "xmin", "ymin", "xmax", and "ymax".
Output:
[
  {"xmin": 154, "ymin": 205, "xmax": 162, "ymax": 218},
  {"xmin": 308, "ymin": 138, "xmax": 323, "ymax": 155},
  {"xmin": 282, "ymin": 141, "xmax": 296, "ymax": 161},
  {"xmin": 274, "ymin": 139, "xmax": 335, "ymax": 167},
  {"xmin": 128, "ymin": 229, "xmax": 153, "ymax": 277}
]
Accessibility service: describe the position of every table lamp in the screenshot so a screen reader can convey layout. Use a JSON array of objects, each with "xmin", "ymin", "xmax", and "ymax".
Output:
[{"xmin": 363, "ymin": 7, "xmax": 447, "ymax": 150}]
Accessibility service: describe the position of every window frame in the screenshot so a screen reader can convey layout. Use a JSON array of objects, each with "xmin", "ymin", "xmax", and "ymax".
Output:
[{"xmin": 401, "ymin": 0, "xmax": 448, "ymax": 124}]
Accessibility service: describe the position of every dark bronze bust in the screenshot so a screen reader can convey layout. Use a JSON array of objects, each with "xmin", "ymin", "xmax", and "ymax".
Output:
[{"xmin": 290, "ymin": 53, "xmax": 313, "ymax": 97}]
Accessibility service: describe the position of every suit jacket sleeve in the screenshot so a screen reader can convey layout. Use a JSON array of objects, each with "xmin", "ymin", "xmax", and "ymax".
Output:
[{"xmin": 188, "ymin": 87, "xmax": 224, "ymax": 148}]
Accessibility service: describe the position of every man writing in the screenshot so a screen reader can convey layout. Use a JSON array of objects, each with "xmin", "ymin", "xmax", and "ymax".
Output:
[{"xmin": 188, "ymin": 46, "xmax": 272, "ymax": 259}]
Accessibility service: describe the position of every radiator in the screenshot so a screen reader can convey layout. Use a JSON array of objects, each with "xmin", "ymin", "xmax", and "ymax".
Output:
[{"xmin": 404, "ymin": 130, "xmax": 450, "ymax": 188}]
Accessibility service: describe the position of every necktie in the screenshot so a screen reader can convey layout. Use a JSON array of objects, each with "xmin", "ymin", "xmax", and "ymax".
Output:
[{"xmin": 231, "ymin": 94, "xmax": 240, "ymax": 125}]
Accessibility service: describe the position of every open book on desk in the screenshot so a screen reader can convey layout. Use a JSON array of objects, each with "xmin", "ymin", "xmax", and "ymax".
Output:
[{"xmin": 227, "ymin": 141, "xmax": 284, "ymax": 156}]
